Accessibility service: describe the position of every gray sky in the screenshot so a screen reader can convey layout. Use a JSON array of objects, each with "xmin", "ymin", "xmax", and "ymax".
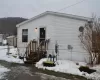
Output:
[{"xmin": 0, "ymin": 0, "xmax": 99, "ymax": 18}]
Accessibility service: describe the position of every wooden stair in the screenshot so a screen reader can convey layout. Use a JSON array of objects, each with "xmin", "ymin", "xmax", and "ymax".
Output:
[{"xmin": 24, "ymin": 40, "xmax": 48, "ymax": 64}]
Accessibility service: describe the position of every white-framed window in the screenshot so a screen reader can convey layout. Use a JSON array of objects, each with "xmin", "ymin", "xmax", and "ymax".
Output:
[{"xmin": 22, "ymin": 29, "xmax": 28, "ymax": 42}]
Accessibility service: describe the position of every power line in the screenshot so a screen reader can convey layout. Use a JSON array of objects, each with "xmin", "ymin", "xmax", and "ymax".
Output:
[{"xmin": 58, "ymin": 0, "xmax": 87, "ymax": 11}]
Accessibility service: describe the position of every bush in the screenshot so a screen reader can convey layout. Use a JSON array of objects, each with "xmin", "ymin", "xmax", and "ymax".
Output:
[
  {"xmin": 19, "ymin": 56, "xmax": 24, "ymax": 59},
  {"xmin": 76, "ymin": 63, "xmax": 79, "ymax": 65},
  {"xmin": 79, "ymin": 66, "xmax": 96, "ymax": 74},
  {"xmin": 43, "ymin": 61, "xmax": 55, "ymax": 67},
  {"xmin": 12, "ymin": 55, "xmax": 17, "ymax": 58},
  {"xmin": 6, "ymin": 53, "xmax": 12, "ymax": 55}
]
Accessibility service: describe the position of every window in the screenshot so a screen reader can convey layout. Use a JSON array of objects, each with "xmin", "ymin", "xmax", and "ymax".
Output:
[
  {"xmin": 79, "ymin": 26, "xmax": 84, "ymax": 32},
  {"xmin": 22, "ymin": 29, "xmax": 28, "ymax": 42}
]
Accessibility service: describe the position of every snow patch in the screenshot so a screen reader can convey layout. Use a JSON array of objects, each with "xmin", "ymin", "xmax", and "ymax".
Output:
[
  {"xmin": 36, "ymin": 58, "xmax": 100, "ymax": 79},
  {"xmin": 0, "ymin": 46, "xmax": 23, "ymax": 63}
]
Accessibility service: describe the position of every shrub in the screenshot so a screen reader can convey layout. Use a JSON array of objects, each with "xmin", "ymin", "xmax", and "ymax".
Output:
[
  {"xmin": 43, "ymin": 61, "xmax": 55, "ymax": 67},
  {"xmin": 12, "ymin": 55, "xmax": 17, "ymax": 58},
  {"xmin": 6, "ymin": 53, "xmax": 12, "ymax": 55},
  {"xmin": 79, "ymin": 66, "xmax": 96, "ymax": 74},
  {"xmin": 76, "ymin": 63, "xmax": 79, "ymax": 65},
  {"xmin": 19, "ymin": 56, "xmax": 24, "ymax": 59}
]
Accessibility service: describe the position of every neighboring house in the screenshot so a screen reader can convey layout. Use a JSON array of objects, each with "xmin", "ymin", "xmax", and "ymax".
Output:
[
  {"xmin": 7, "ymin": 36, "xmax": 17, "ymax": 47},
  {"xmin": 0, "ymin": 34, "xmax": 3, "ymax": 45},
  {"xmin": 16, "ymin": 11, "xmax": 91, "ymax": 63}
]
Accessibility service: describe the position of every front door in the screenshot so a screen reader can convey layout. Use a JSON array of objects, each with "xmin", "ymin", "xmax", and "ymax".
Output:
[{"xmin": 39, "ymin": 28, "xmax": 46, "ymax": 44}]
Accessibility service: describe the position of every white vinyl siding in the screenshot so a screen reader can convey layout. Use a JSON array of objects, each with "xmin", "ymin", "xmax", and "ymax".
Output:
[{"xmin": 17, "ymin": 14, "xmax": 90, "ymax": 63}]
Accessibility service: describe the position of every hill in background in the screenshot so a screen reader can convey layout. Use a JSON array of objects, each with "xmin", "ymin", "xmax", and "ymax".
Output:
[{"xmin": 0, "ymin": 17, "xmax": 27, "ymax": 36}]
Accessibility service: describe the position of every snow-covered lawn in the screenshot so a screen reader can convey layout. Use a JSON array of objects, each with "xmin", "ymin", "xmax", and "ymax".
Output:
[
  {"xmin": 36, "ymin": 58, "xmax": 100, "ymax": 80},
  {"xmin": 0, "ymin": 65, "xmax": 10, "ymax": 79},
  {"xmin": 0, "ymin": 46, "xmax": 23, "ymax": 63},
  {"xmin": 0, "ymin": 46, "xmax": 24, "ymax": 79}
]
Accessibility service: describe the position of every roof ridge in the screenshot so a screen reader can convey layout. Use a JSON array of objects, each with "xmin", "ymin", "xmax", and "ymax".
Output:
[{"xmin": 16, "ymin": 11, "xmax": 91, "ymax": 27}]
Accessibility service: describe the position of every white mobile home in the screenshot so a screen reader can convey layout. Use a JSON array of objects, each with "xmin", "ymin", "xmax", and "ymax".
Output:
[{"xmin": 16, "ymin": 11, "xmax": 91, "ymax": 63}]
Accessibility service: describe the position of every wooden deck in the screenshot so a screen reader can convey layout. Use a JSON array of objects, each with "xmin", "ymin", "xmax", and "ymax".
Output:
[{"xmin": 24, "ymin": 39, "xmax": 49, "ymax": 64}]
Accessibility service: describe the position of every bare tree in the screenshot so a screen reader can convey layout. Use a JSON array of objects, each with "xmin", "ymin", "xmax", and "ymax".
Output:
[{"xmin": 79, "ymin": 17, "xmax": 100, "ymax": 65}]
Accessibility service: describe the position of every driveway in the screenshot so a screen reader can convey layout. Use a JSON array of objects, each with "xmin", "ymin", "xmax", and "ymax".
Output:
[{"xmin": 0, "ymin": 60, "xmax": 88, "ymax": 80}]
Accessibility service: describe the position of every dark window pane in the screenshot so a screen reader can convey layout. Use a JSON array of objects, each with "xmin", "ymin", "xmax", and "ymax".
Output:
[
  {"xmin": 22, "ymin": 29, "xmax": 28, "ymax": 42},
  {"xmin": 22, "ymin": 29, "xmax": 28, "ymax": 35}
]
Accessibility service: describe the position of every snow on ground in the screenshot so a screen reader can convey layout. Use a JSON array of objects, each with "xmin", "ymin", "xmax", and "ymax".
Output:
[
  {"xmin": 0, "ymin": 46, "xmax": 23, "ymax": 63},
  {"xmin": 89, "ymin": 65, "xmax": 100, "ymax": 80},
  {"xmin": 0, "ymin": 65, "xmax": 10, "ymax": 79},
  {"xmin": 36, "ymin": 58, "xmax": 100, "ymax": 80},
  {"xmin": 35, "ymin": 58, "xmax": 86, "ymax": 76}
]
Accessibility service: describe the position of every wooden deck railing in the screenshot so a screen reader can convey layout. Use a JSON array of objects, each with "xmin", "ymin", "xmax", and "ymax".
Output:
[
  {"xmin": 25, "ymin": 40, "xmax": 38, "ymax": 58},
  {"xmin": 24, "ymin": 39, "xmax": 49, "ymax": 63}
]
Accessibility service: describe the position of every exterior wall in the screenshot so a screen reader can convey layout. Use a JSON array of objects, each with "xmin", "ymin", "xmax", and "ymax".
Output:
[
  {"xmin": 17, "ymin": 14, "xmax": 90, "ymax": 63},
  {"xmin": 17, "ymin": 15, "xmax": 55, "ymax": 56},
  {"xmin": 50, "ymin": 15, "xmax": 90, "ymax": 63}
]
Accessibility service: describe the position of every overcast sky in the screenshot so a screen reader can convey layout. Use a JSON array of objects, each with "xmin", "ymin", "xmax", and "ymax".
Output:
[{"xmin": 0, "ymin": 0, "xmax": 99, "ymax": 18}]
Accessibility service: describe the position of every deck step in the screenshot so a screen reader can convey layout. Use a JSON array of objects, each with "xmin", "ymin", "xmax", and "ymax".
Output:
[{"xmin": 30, "ymin": 51, "xmax": 37, "ymax": 54}]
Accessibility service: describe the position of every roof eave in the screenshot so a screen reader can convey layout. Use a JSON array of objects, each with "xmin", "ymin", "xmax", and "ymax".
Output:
[
  {"xmin": 16, "ymin": 11, "xmax": 49, "ymax": 27},
  {"xmin": 16, "ymin": 11, "xmax": 91, "ymax": 27}
]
